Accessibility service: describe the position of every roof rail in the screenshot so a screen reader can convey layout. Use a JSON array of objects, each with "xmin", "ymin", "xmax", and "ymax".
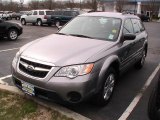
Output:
[{"xmin": 122, "ymin": 11, "xmax": 136, "ymax": 15}]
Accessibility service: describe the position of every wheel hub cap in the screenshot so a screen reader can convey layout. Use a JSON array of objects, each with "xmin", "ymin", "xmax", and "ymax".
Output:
[
  {"xmin": 103, "ymin": 74, "xmax": 115, "ymax": 101},
  {"xmin": 10, "ymin": 31, "xmax": 17, "ymax": 40}
]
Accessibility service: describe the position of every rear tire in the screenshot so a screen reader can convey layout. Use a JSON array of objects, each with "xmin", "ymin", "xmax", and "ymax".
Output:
[
  {"xmin": 92, "ymin": 67, "xmax": 117, "ymax": 106},
  {"xmin": 21, "ymin": 19, "xmax": 26, "ymax": 25},
  {"xmin": 17, "ymin": 17, "xmax": 20, "ymax": 20},
  {"xmin": 8, "ymin": 29, "xmax": 18, "ymax": 41},
  {"xmin": 135, "ymin": 49, "xmax": 146, "ymax": 69},
  {"xmin": 37, "ymin": 19, "xmax": 43, "ymax": 26}
]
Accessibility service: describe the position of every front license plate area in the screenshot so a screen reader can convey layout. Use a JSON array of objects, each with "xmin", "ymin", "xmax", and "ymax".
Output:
[{"xmin": 22, "ymin": 81, "xmax": 35, "ymax": 96}]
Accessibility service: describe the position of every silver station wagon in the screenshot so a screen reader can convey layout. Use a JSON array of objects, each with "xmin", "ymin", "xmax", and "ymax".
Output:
[{"xmin": 12, "ymin": 12, "xmax": 148, "ymax": 106}]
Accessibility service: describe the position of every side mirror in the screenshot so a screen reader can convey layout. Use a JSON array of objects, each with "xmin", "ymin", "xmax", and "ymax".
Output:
[{"xmin": 123, "ymin": 33, "xmax": 136, "ymax": 41}]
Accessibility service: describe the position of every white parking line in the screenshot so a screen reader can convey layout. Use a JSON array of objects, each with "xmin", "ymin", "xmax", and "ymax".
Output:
[
  {"xmin": 0, "ymin": 48, "xmax": 19, "ymax": 53},
  {"xmin": 0, "ymin": 75, "xmax": 12, "ymax": 85},
  {"xmin": 118, "ymin": 64, "xmax": 160, "ymax": 120}
]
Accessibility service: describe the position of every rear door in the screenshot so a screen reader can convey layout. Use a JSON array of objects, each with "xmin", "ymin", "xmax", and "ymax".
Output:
[{"xmin": 131, "ymin": 19, "xmax": 147, "ymax": 58}]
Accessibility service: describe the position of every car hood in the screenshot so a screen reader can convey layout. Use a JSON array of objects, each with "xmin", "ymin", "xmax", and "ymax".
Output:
[{"xmin": 21, "ymin": 34, "xmax": 114, "ymax": 66}]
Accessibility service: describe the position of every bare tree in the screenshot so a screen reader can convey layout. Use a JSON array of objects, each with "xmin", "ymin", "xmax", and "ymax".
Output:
[
  {"xmin": 148, "ymin": 0, "xmax": 156, "ymax": 20},
  {"xmin": 116, "ymin": 0, "xmax": 128, "ymax": 12},
  {"xmin": 92, "ymin": 0, "xmax": 98, "ymax": 11},
  {"xmin": 29, "ymin": 1, "xmax": 40, "ymax": 10},
  {"xmin": 65, "ymin": 0, "xmax": 76, "ymax": 9}
]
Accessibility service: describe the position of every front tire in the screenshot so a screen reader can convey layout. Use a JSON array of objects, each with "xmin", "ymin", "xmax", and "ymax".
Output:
[
  {"xmin": 55, "ymin": 20, "xmax": 60, "ymax": 27},
  {"xmin": 92, "ymin": 67, "xmax": 116, "ymax": 106},
  {"xmin": 8, "ymin": 29, "xmax": 18, "ymax": 41}
]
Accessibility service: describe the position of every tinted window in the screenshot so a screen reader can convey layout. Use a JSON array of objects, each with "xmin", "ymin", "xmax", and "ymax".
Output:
[
  {"xmin": 131, "ymin": 19, "xmax": 141, "ymax": 33},
  {"xmin": 39, "ymin": 11, "xmax": 44, "ymax": 15},
  {"xmin": 53, "ymin": 11, "xmax": 61, "ymax": 15},
  {"xmin": 59, "ymin": 16, "xmax": 121, "ymax": 41},
  {"xmin": 33, "ymin": 11, "xmax": 37, "ymax": 15},
  {"xmin": 123, "ymin": 19, "xmax": 134, "ymax": 34},
  {"xmin": 46, "ymin": 11, "xmax": 54, "ymax": 15},
  {"xmin": 72, "ymin": 11, "xmax": 79, "ymax": 16},
  {"xmin": 63, "ymin": 11, "xmax": 72, "ymax": 16}
]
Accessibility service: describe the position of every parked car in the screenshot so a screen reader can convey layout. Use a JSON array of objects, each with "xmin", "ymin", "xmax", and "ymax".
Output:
[
  {"xmin": 11, "ymin": 12, "xmax": 148, "ymax": 106},
  {"xmin": 21, "ymin": 10, "xmax": 54, "ymax": 26},
  {"xmin": 137, "ymin": 14, "xmax": 150, "ymax": 22},
  {"xmin": 48, "ymin": 10, "xmax": 80, "ymax": 27},
  {"xmin": 0, "ymin": 11, "xmax": 9, "ymax": 20},
  {"xmin": 12, "ymin": 11, "xmax": 30, "ymax": 20},
  {"xmin": 148, "ymin": 73, "xmax": 160, "ymax": 120},
  {"xmin": 0, "ymin": 18, "xmax": 23, "ymax": 40},
  {"xmin": 4, "ymin": 11, "xmax": 13, "ymax": 20}
]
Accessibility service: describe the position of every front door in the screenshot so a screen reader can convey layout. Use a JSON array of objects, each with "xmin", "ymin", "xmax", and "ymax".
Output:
[{"xmin": 118, "ymin": 19, "xmax": 135, "ymax": 70}]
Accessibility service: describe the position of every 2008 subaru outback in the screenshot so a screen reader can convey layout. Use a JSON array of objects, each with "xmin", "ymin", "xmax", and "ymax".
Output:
[{"xmin": 11, "ymin": 12, "xmax": 148, "ymax": 106}]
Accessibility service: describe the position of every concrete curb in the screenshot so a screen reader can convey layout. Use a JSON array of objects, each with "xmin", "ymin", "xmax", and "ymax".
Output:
[{"xmin": 0, "ymin": 84, "xmax": 91, "ymax": 120}]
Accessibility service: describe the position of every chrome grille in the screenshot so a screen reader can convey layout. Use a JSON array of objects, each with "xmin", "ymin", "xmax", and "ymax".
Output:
[{"xmin": 19, "ymin": 58, "xmax": 52, "ymax": 78}]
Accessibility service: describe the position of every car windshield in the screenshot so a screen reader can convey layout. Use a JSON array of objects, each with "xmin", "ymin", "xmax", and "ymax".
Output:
[{"xmin": 58, "ymin": 16, "xmax": 122, "ymax": 41}]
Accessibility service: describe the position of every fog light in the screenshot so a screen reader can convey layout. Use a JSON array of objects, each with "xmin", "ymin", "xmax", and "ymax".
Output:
[{"xmin": 67, "ymin": 92, "xmax": 81, "ymax": 103}]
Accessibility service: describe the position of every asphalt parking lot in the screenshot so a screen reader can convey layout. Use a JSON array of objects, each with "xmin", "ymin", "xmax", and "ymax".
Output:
[{"xmin": 0, "ymin": 20, "xmax": 160, "ymax": 120}]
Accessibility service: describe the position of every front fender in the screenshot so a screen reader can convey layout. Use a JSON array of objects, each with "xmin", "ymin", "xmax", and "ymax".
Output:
[{"xmin": 95, "ymin": 55, "xmax": 120, "ymax": 92}]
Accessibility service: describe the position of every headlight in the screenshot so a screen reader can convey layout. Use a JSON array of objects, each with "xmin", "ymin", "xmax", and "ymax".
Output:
[
  {"xmin": 55, "ymin": 64, "xmax": 94, "ymax": 79},
  {"xmin": 12, "ymin": 51, "xmax": 20, "ymax": 67}
]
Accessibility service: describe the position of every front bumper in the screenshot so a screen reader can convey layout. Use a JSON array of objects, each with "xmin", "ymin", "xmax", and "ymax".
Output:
[{"xmin": 12, "ymin": 65, "xmax": 98, "ymax": 103}]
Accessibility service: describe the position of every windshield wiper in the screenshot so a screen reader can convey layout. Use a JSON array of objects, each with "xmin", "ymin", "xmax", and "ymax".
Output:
[
  {"xmin": 69, "ymin": 34, "xmax": 94, "ymax": 39},
  {"xmin": 56, "ymin": 33, "xmax": 69, "ymax": 36}
]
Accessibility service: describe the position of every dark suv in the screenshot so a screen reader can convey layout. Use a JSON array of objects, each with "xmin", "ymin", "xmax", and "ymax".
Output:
[
  {"xmin": 12, "ymin": 12, "xmax": 148, "ymax": 106},
  {"xmin": 48, "ymin": 10, "xmax": 80, "ymax": 26}
]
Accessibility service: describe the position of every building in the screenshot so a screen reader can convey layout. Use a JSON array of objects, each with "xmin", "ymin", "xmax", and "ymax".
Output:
[{"xmin": 98, "ymin": 0, "xmax": 160, "ymax": 18}]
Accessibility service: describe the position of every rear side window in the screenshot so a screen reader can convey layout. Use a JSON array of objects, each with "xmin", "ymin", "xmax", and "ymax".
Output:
[
  {"xmin": 123, "ymin": 19, "xmax": 134, "ymax": 34},
  {"xmin": 63, "ymin": 11, "xmax": 72, "ymax": 16},
  {"xmin": 131, "ymin": 19, "xmax": 141, "ymax": 34},
  {"xmin": 39, "ymin": 11, "xmax": 44, "ymax": 15},
  {"xmin": 53, "ymin": 11, "xmax": 61, "ymax": 15},
  {"xmin": 72, "ymin": 11, "xmax": 79, "ymax": 16},
  {"xmin": 46, "ymin": 11, "xmax": 54, "ymax": 15},
  {"xmin": 33, "ymin": 11, "xmax": 37, "ymax": 15}
]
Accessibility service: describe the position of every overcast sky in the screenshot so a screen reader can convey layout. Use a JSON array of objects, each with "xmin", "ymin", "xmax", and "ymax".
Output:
[{"xmin": 11, "ymin": 0, "xmax": 82, "ymax": 4}]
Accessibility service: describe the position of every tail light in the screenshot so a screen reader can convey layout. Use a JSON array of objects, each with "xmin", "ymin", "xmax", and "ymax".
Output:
[{"xmin": 44, "ymin": 15, "xmax": 48, "ymax": 19}]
